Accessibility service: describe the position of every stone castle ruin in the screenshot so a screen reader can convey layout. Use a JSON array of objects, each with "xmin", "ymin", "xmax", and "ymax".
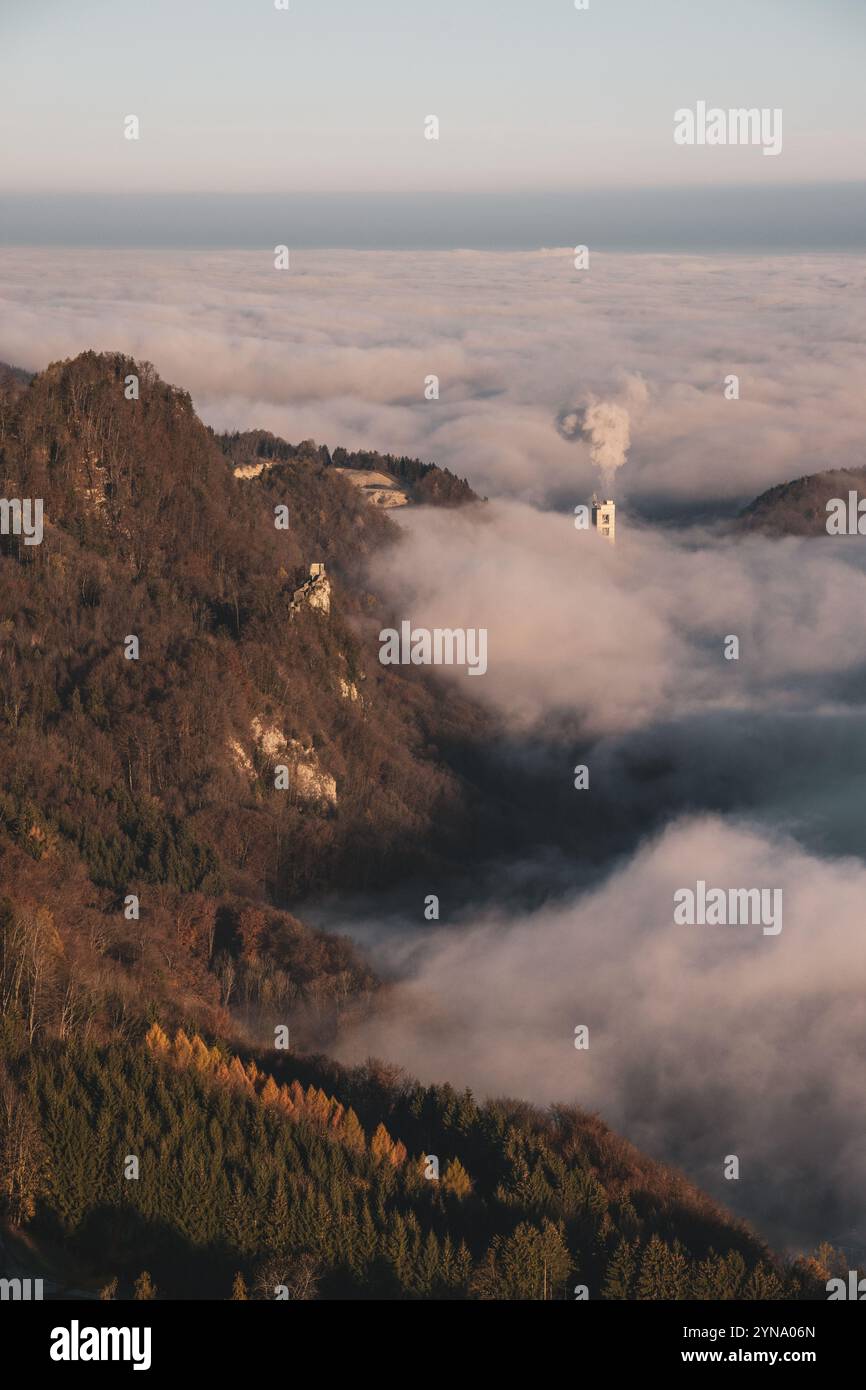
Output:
[{"xmin": 291, "ymin": 562, "xmax": 331, "ymax": 614}]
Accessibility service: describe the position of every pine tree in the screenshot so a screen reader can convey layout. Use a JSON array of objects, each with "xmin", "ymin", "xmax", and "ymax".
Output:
[
  {"xmin": 354, "ymin": 1201, "xmax": 378, "ymax": 1273},
  {"xmin": 453, "ymin": 1239, "xmax": 473, "ymax": 1293},
  {"xmin": 439, "ymin": 1233, "xmax": 455, "ymax": 1289},
  {"xmin": 442, "ymin": 1157, "xmax": 472, "ymax": 1198},
  {"xmin": 636, "ymin": 1236, "xmax": 690, "ymax": 1300},
  {"xmin": 229, "ymin": 1056, "xmax": 251, "ymax": 1090},
  {"xmin": 661, "ymin": 1238, "xmax": 690, "ymax": 1300},
  {"xmin": 225, "ymin": 1174, "xmax": 258, "ymax": 1257},
  {"xmin": 469, "ymin": 1242, "xmax": 500, "ymax": 1300},
  {"xmin": 602, "ymin": 1238, "xmax": 637, "ymax": 1300},
  {"xmin": 341, "ymin": 1107, "xmax": 365, "ymax": 1153},
  {"xmin": 144, "ymin": 1022, "xmax": 170, "ymax": 1054},
  {"xmin": 266, "ymin": 1178, "xmax": 291, "ymax": 1255},
  {"xmin": 743, "ymin": 1262, "xmax": 783, "ymax": 1300},
  {"xmin": 384, "ymin": 1212, "xmax": 410, "ymax": 1287},
  {"xmin": 537, "ymin": 1220, "xmax": 573, "ymax": 1300},
  {"xmin": 260, "ymin": 1076, "xmax": 280, "ymax": 1106},
  {"xmin": 416, "ymin": 1228, "xmax": 442, "ymax": 1296},
  {"xmin": 133, "ymin": 1270, "xmax": 157, "ymax": 1300},
  {"xmin": 231, "ymin": 1271, "xmax": 248, "ymax": 1300},
  {"xmin": 370, "ymin": 1122, "xmax": 395, "ymax": 1164},
  {"xmin": 636, "ymin": 1235, "xmax": 668, "ymax": 1300},
  {"xmin": 289, "ymin": 1080, "xmax": 305, "ymax": 1110},
  {"xmin": 488, "ymin": 1220, "xmax": 571, "ymax": 1300},
  {"xmin": 718, "ymin": 1250, "xmax": 747, "ymax": 1299},
  {"xmin": 694, "ymin": 1251, "xmax": 734, "ymax": 1300},
  {"xmin": 172, "ymin": 1030, "xmax": 193, "ymax": 1068}
]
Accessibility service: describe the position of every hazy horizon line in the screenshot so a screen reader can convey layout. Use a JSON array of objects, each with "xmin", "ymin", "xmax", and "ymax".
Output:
[{"xmin": 3, "ymin": 183, "xmax": 866, "ymax": 251}]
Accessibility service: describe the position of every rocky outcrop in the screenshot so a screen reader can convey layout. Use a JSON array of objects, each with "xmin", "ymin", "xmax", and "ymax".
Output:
[
  {"xmin": 246, "ymin": 717, "xmax": 338, "ymax": 806},
  {"xmin": 334, "ymin": 468, "xmax": 410, "ymax": 509},
  {"xmin": 291, "ymin": 562, "xmax": 331, "ymax": 614}
]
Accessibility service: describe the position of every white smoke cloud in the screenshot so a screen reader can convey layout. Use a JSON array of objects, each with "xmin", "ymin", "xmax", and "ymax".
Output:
[
  {"xmin": 558, "ymin": 380, "xmax": 647, "ymax": 489},
  {"xmin": 581, "ymin": 398, "xmax": 632, "ymax": 487},
  {"xmin": 559, "ymin": 376, "xmax": 649, "ymax": 490}
]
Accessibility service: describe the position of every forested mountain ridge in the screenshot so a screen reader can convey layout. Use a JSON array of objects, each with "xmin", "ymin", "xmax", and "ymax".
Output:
[
  {"xmin": 0, "ymin": 360, "xmax": 33, "ymax": 393},
  {"xmin": 0, "ymin": 350, "xmax": 490, "ymax": 905},
  {"xmin": 218, "ymin": 428, "xmax": 478, "ymax": 506},
  {"xmin": 739, "ymin": 464, "xmax": 866, "ymax": 535},
  {"xmin": 0, "ymin": 1017, "xmax": 835, "ymax": 1301},
  {"xmin": 0, "ymin": 349, "xmax": 569, "ymax": 1030},
  {"xmin": 0, "ymin": 350, "xmax": 579, "ymax": 1051},
  {"xmin": 0, "ymin": 352, "xmax": 844, "ymax": 1299}
]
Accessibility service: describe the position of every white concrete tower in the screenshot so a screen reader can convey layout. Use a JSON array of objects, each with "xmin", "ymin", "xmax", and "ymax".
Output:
[{"xmin": 592, "ymin": 495, "xmax": 616, "ymax": 543}]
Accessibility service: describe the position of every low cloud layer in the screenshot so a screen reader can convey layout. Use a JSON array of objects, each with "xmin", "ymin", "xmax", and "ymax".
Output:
[
  {"xmin": 353, "ymin": 499, "xmax": 866, "ymax": 1253},
  {"xmin": 370, "ymin": 500, "xmax": 866, "ymax": 736},
  {"xmin": 2, "ymin": 249, "xmax": 866, "ymax": 513},
  {"xmin": 333, "ymin": 816, "xmax": 866, "ymax": 1254}
]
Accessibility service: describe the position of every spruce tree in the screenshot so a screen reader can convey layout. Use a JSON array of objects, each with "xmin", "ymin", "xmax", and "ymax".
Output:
[
  {"xmin": 442, "ymin": 1157, "xmax": 472, "ymax": 1198},
  {"xmin": 744, "ymin": 1262, "xmax": 783, "ymax": 1300},
  {"xmin": 636, "ymin": 1235, "xmax": 667, "ymax": 1300},
  {"xmin": 602, "ymin": 1238, "xmax": 637, "ymax": 1300},
  {"xmin": 133, "ymin": 1271, "xmax": 157, "ymax": 1300}
]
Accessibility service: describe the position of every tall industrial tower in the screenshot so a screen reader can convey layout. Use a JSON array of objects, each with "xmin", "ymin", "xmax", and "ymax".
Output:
[{"xmin": 592, "ymin": 495, "xmax": 616, "ymax": 543}]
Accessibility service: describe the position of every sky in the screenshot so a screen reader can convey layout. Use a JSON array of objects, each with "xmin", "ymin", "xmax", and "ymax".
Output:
[{"xmin": 1, "ymin": 0, "xmax": 865, "ymax": 247}]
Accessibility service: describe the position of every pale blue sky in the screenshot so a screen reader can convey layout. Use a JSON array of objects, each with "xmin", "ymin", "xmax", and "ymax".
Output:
[
  {"xmin": 1, "ymin": 0, "xmax": 865, "ymax": 247},
  {"xmin": 2, "ymin": 0, "xmax": 865, "ymax": 194}
]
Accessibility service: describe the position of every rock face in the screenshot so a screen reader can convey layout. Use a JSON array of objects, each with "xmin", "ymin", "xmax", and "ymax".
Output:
[
  {"xmin": 244, "ymin": 717, "xmax": 338, "ymax": 806},
  {"xmin": 334, "ymin": 468, "xmax": 410, "ymax": 509},
  {"xmin": 293, "ymin": 758, "xmax": 338, "ymax": 807},
  {"xmin": 233, "ymin": 460, "xmax": 270, "ymax": 480},
  {"xmin": 249, "ymin": 717, "xmax": 288, "ymax": 760},
  {"xmin": 227, "ymin": 738, "xmax": 254, "ymax": 777},
  {"xmin": 291, "ymin": 562, "xmax": 331, "ymax": 614}
]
